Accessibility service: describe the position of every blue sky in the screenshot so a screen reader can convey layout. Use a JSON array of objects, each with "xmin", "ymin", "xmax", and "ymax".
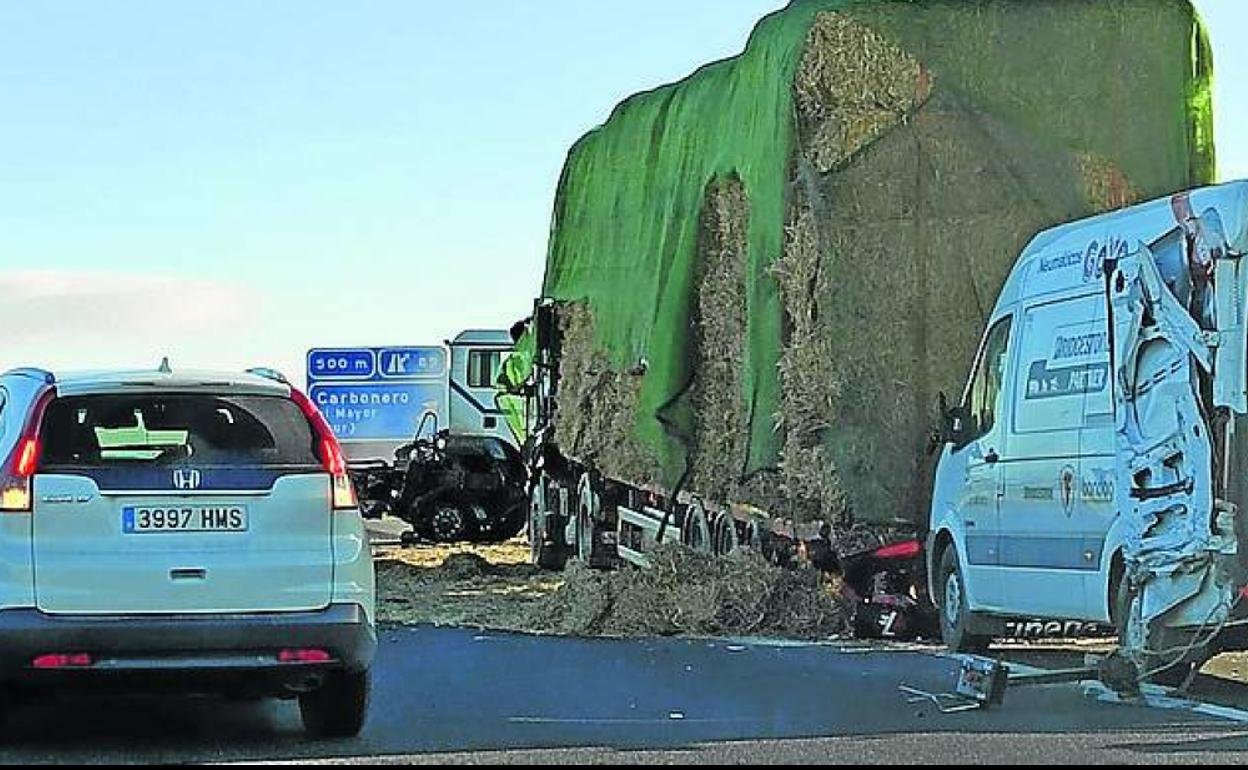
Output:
[{"xmin": 0, "ymin": 1, "xmax": 1243, "ymax": 383}]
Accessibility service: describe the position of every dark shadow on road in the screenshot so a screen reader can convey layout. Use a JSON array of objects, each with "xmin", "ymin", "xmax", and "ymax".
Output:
[
  {"xmin": 0, "ymin": 626, "xmax": 1243, "ymax": 764},
  {"xmin": 1107, "ymin": 731, "xmax": 1248, "ymax": 755}
]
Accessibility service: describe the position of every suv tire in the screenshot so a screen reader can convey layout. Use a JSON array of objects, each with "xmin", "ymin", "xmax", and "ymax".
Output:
[{"xmin": 299, "ymin": 668, "xmax": 370, "ymax": 738}]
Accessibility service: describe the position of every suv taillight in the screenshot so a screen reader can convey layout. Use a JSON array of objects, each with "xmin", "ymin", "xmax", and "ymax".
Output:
[
  {"xmin": 291, "ymin": 388, "xmax": 357, "ymax": 511},
  {"xmin": 0, "ymin": 387, "xmax": 54, "ymax": 513}
]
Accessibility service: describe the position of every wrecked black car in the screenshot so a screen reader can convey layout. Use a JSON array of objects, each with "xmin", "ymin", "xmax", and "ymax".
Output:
[{"xmin": 350, "ymin": 428, "xmax": 528, "ymax": 544}]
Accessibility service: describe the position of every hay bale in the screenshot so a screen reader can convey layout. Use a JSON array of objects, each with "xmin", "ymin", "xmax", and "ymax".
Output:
[
  {"xmin": 772, "ymin": 11, "xmax": 928, "ymax": 523},
  {"xmin": 439, "ymin": 552, "xmax": 493, "ymax": 581},
  {"xmin": 551, "ymin": 12, "xmax": 1147, "ymax": 523},
  {"xmin": 552, "ymin": 303, "xmax": 658, "ymax": 486},
  {"xmin": 794, "ymin": 12, "xmax": 928, "ymax": 173},
  {"xmin": 689, "ymin": 175, "xmax": 751, "ymax": 502},
  {"xmin": 525, "ymin": 546, "xmax": 850, "ymax": 640},
  {"xmin": 773, "ymin": 194, "xmax": 845, "ymax": 522},
  {"xmin": 775, "ymin": 29, "xmax": 1099, "ymax": 522},
  {"xmin": 1077, "ymin": 152, "xmax": 1139, "ymax": 210},
  {"xmin": 524, "ymin": 560, "xmax": 616, "ymax": 636}
]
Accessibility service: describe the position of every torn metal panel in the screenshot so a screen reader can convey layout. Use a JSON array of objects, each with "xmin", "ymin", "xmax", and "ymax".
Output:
[
  {"xmin": 1213, "ymin": 244, "xmax": 1248, "ymax": 415},
  {"xmin": 1110, "ymin": 206, "xmax": 1243, "ymax": 669}
]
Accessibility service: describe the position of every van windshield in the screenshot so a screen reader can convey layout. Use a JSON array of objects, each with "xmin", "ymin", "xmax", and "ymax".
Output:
[
  {"xmin": 39, "ymin": 394, "xmax": 320, "ymax": 469},
  {"xmin": 966, "ymin": 316, "xmax": 1013, "ymax": 440}
]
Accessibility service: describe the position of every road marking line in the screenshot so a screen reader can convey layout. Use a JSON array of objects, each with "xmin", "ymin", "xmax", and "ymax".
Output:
[
  {"xmin": 982, "ymin": 656, "xmax": 1248, "ymax": 725},
  {"xmin": 1082, "ymin": 681, "xmax": 1248, "ymax": 724},
  {"xmin": 1004, "ymin": 661, "xmax": 1056, "ymax": 677},
  {"xmin": 506, "ymin": 716, "xmax": 751, "ymax": 725},
  {"xmin": 1009, "ymin": 659, "xmax": 1248, "ymax": 725},
  {"xmin": 712, "ymin": 637, "xmax": 945, "ymax": 655}
]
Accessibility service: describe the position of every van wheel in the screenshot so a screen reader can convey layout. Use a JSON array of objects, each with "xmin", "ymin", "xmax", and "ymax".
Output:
[
  {"xmin": 937, "ymin": 547, "xmax": 992, "ymax": 654},
  {"xmin": 299, "ymin": 669, "xmax": 370, "ymax": 738}
]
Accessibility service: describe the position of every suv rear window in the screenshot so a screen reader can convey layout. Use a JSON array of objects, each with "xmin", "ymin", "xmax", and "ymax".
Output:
[{"xmin": 39, "ymin": 394, "xmax": 319, "ymax": 470}]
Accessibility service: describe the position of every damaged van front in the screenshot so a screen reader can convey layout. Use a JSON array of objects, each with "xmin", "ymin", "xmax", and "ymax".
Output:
[
  {"xmin": 1105, "ymin": 186, "xmax": 1248, "ymax": 689},
  {"xmin": 927, "ymin": 181, "xmax": 1248, "ymax": 691}
]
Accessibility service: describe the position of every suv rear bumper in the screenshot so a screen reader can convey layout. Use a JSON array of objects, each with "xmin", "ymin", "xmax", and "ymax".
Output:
[{"xmin": 0, "ymin": 604, "xmax": 375, "ymax": 693}]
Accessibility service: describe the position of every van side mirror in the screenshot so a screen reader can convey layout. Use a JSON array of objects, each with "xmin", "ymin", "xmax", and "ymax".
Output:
[
  {"xmin": 929, "ymin": 392, "xmax": 955, "ymax": 454},
  {"xmin": 934, "ymin": 392, "xmax": 974, "ymax": 450},
  {"xmin": 928, "ymin": 393, "xmax": 949, "ymax": 455},
  {"xmin": 946, "ymin": 406, "xmax": 973, "ymax": 448}
]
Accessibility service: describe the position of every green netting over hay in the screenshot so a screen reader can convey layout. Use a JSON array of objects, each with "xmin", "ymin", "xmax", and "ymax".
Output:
[{"xmin": 541, "ymin": 0, "xmax": 1215, "ymax": 514}]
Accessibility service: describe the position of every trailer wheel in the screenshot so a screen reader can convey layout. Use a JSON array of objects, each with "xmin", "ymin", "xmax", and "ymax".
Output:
[
  {"xmin": 681, "ymin": 500, "xmax": 712, "ymax": 554},
  {"xmin": 744, "ymin": 521, "xmax": 763, "ymax": 552},
  {"xmin": 574, "ymin": 474, "xmax": 600, "ymax": 564},
  {"xmin": 530, "ymin": 472, "xmax": 568, "ymax": 570},
  {"xmin": 712, "ymin": 513, "xmax": 739, "ymax": 556}
]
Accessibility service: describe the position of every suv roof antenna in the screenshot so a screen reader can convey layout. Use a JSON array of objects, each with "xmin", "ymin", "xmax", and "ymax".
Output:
[{"xmin": 158, "ymin": 357, "xmax": 172, "ymax": 374}]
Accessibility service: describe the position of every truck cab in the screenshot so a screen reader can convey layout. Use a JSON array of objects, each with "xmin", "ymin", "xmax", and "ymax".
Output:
[
  {"xmin": 928, "ymin": 181, "xmax": 1248, "ymax": 683},
  {"xmin": 447, "ymin": 330, "xmax": 517, "ymax": 446}
]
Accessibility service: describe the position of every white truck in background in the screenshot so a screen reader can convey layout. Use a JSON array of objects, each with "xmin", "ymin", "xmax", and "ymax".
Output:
[
  {"xmin": 929, "ymin": 180, "xmax": 1248, "ymax": 688},
  {"xmin": 446, "ymin": 329, "xmax": 520, "ymax": 446}
]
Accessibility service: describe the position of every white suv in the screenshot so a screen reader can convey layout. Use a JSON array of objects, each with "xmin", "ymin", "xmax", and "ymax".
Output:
[{"xmin": 0, "ymin": 366, "xmax": 376, "ymax": 737}]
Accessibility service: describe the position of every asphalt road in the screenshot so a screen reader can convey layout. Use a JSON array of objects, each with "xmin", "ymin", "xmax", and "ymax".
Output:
[{"xmin": 0, "ymin": 627, "xmax": 1246, "ymax": 764}]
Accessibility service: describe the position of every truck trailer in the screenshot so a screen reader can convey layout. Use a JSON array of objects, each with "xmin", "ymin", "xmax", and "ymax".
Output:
[{"xmin": 506, "ymin": 0, "xmax": 1217, "ymax": 650}]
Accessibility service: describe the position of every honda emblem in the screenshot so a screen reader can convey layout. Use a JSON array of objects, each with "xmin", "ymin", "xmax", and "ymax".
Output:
[{"xmin": 173, "ymin": 469, "xmax": 202, "ymax": 491}]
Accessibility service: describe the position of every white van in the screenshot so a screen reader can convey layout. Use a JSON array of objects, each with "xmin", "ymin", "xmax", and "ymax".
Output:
[{"xmin": 928, "ymin": 180, "xmax": 1248, "ymax": 684}]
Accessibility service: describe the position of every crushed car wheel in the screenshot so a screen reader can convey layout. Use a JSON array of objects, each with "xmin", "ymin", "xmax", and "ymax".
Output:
[{"xmin": 428, "ymin": 505, "xmax": 468, "ymax": 543}]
